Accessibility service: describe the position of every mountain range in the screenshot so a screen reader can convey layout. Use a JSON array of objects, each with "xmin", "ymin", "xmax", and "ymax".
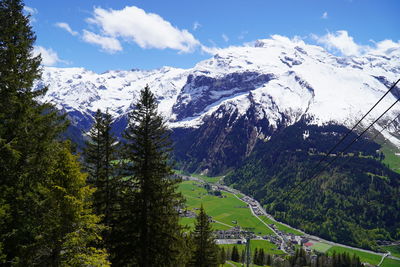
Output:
[
  {"xmin": 36, "ymin": 35, "xmax": 400, "ymax": 175},
  {"xmin": 36, "ymin": 34, "xmax": 400, "ymax": 249}
]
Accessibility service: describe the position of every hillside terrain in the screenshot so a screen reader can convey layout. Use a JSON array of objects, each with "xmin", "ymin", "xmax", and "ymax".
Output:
[
  {"xmin": 37, "ymin": 36, "xmax": 400, "ymax": 250},
  {"xmin": 37, "ymin": 35, "xmax": 400, "ymax": 174},
  {"xmin": 225, "ymin": 119, "xmax": 400, "ymax": 249}
]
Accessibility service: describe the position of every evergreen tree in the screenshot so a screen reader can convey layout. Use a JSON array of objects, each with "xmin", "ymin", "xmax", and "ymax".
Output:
[
  {"xmin": 0, "ymin": 0, "xmax": 64, "ymax": 264},
  {"xmin": 226, "ymin": 248, "xmax": 232, "ymax": 261},
  {"xmin": 253, "ymin": 248, "xmax": 259, "ymax": 265},
  {"xmin": 266, "ymin": 253, "xmax": 272, "ymax": 265},
  {"xmin": 115, "ymin": 85, "xmax": 185, "ymax": 266},
  {"xmin": 36, "ymin": 142, "xmax": 110, "ymax": 266},
  {"xmin": 0, "ymin": 0, "xmax": 109, "ymax": 265},
  {"xmin": 218, "ymin": 247, "xmax": 226, "ymax": 265},
  {"xmin": 257, "ymin": 248, "xmax": 265, "ymax": 265},
  {"xmin": 240, "ymin": 249, "xmax": 245, "ymax": 264},
  {"xmin": 188, "ymin": 205, "xmax": 219, "ymax": 267},
  {"xmin": 231, "ymin": 246, "xmax": 240, "ymax": 262},
  {"xmin": 84, "ymin": 109, "xmax": 118, "ymax": 227}
]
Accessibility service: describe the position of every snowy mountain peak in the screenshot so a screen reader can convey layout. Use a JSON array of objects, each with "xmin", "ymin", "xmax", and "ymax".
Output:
[{"xmin": 37, "ymin": 36, "xmax": 400, "ymax": 146}]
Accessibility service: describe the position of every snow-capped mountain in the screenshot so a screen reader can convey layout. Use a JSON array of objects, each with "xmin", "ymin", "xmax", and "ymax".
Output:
[{"xmin": 37, "ymin": 35, "xmax": 400, "ymax": 174}]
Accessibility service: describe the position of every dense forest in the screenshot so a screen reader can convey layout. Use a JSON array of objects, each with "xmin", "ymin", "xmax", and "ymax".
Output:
[
  {"xmin": 0, "ymin": 0, "xmax": 221, "ymax": 265},
  {"xmin": 225, "ymin": 119, "xmax": 400, "ymax": 250},
  {"xmin": 1, "ymin": 0, "xmax": 398, "ymax": 266}
]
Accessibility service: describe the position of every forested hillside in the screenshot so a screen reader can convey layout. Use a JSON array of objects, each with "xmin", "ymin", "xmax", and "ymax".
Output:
[{"xmin": 225, "ymin": 119, "xmax": 400, "ymax": 250}]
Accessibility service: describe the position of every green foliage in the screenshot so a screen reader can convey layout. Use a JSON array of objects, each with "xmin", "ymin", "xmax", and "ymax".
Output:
[
  {"xmin": 37, "ymin": 143, "xmax": 109, "ymax": 266},
  {"xmin": 382, "ymin": 245, "xmax": 400, "ymax": 258},
  {"xmin": 0, "ymin": 1, "xmax": 109, "ymax": 265},
  {"xmin": 178, "ymin": 180, "xmax": 275, "ymax": 236},
  {"xmin": 218, "ymin": 247, "xmax": 226, "ymax": 265},
  {"xmin": 379, "ymin": 141, "xmax": 400, "ymax": 174},
  {"xmin": 0, "ymin": 0, "xmax": 64, "ymax": 264},
  {"xmin": 381, "ymin": 257, "xmax": 400, "ymax": 267},
  {"xmin": 327, "ymin": 246, "xmax": 382, "ymax": 265},
  {"xmin": 260, "ymin": 216, "xmax": 303, "ymax": 236},
  {"xmin": 84, "ymin": 109, "xmax": 119, "ymax": 230},
  {"xmin": 188, "ymin": 205, "xmax": 219, "ymax": 267},
  {"xmin": 282, "ymin": 248, "xmax": 365, "ymax": 267},
  {"xmin": 113, "ymin": 85, "xmax": 186, "ymax": 266},
  {"xmin": 219, "ymin": 240, "xmax": 284, "ymax": 257},
  {"xmin": 231, "ymin": 246, "xmax": 240, "ymax": 262},
  {"xmin": 226, "ymin": 120, "xmax": 400, "ymax": 249}
]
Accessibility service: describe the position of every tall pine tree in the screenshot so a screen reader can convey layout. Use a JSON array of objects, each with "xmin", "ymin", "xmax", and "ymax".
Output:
[
  {"xmin": 0, "ymin": 0, "xmax": 64, "ymax": 264},
  {"xmin": 115, "ymin": 85, "xmax": 186, "ymax": 266},
  {"xmin": 188, "ymin": 205, "xmax": 219, "ymax": 267},
  {"xmin": 84, "ymin": 109, "xmax": 118, "ymax": 227},
  {"xmin": 231, "ymin": 246, "xmax": 240, "ymax": 262},
  {"xmin": 0, "ymin": 0, "xmax": 109, "ymax": 265}
]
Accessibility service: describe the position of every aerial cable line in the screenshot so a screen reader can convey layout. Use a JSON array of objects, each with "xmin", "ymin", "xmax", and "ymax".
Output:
[
  {"xmin": 328, "ymin": 111, "xmax": 400, "ymax": 175},
  {"xmin": 284, "ymin": 97, "xmax": 400, "ymax": 202},
  {"xmin": 279, "ymin": 77, "xmax": 400, "ymax": 203}
]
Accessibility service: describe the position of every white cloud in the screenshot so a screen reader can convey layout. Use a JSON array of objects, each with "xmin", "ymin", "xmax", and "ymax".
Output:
[
  {"xmin": 322, "ymin": 11, "xmax": 328, "ymax": 19},
  {"xmin": 193, "ymin": 21, "xmax": 201, "ymax": 31},
  {"xmin": 33, "ymin": 46, "xmax": 63, "ymax": 66},
  {"xmin": 23, "ymin": 6, "xmax": 38, "ymax": 15},
  {"xmin": 86, "ymin": 6, "xmax": 200, "ymax": 53},
  {"xmin": 312, "ymin": 30, "xmax": 400, "ymax": 57},
  {"xmin": 23, "ymin": 6, "xmax": 38, "ymax": 23},
  {"xmin": 222, "ymin": 34, "xmax": 229, "ymax": 42},
  {"xmin": 312, "ymin": 30, "xmax": 363, "ymax": 56},
  {"xmin": 369, "ymin": 39, "xmax": 400, "ymax": 55},
  {"xmin": 55, "ymin": 22, "xmax": 78, "ymax": 36},
  {"xmin": 200, "ymin": 45, "xmax": 221, "ymax": 55},
  {"xmin": 82, "ymin": 30, "xmax": 122, "ymax": 53}
]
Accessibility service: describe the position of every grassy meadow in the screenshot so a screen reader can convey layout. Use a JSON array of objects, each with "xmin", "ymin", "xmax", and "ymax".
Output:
[
  {"xmin": 178, "ymin": 180, "xmax": 275, "ymax": 236},
  {"xmin": 259, "ymin": 216, "xmax": 303, "ymax": 236},
  {"xmin": 219, "ymin": 239, "xmax": 284, "ymax": 256}
]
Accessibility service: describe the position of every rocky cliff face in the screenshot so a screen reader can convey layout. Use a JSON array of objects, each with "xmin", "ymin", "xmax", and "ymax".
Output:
[{"xmin": 36, "ymin": 35, "xmax": 400, "ymax": 174}]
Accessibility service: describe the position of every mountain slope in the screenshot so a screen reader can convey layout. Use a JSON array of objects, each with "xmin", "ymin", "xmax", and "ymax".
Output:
[
  {"xmin": 224, "ymin": 119, "xmax": 400, "ymax": 250},
  {"xmin": 36, "ymin": 35, "xmax": 400, "ymax": 174}
]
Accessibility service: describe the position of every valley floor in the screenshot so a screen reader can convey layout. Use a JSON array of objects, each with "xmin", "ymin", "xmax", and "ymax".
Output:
[{"xmin": 178, "ymin": 173, "xmax": 400, "ymax": 267}]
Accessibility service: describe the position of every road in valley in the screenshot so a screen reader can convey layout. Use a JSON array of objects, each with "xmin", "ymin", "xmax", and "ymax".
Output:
[{"xmin": 183, "ymin": 174, "xmax": 400, "ymax": 263}]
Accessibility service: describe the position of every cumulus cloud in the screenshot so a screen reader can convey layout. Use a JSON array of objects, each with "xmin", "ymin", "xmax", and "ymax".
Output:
[
  {"xmin": 85, "ymin": 6, "xmax": 200, "ymax": 53},
  {"xmin": 55, "ymin": 22, "xmax": 78, "ymax": 36},
  {"xmin": 312, "ymin": 30, "xmax": 400, "ymax": 57},
  {"xmin": 222, "ymin": 34, "xmax": 229, "ymax": 42},
  {"xmin": 369, "ymin": 39, "xmax": 400, "ymax": 55},
  {"xmin": 82, "ymin": 30, "xmax": 122, "ymax": 53},
  {"xmin": 312, "ymin": 30, "xmax": 364, "ymax": 56},
  {"xmin": 193, "ymin": 21, "xmax": 201, "ymax": 31},
  {"xmin": 33, "ymin": 46, "xmax": 63, "ymax": 66},
  {"xmin": 321, "ymin": 11, "xmax": 328, "ymax": 19}
]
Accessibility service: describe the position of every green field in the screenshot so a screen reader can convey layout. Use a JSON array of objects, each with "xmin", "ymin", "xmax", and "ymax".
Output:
[
  {"xmin": 174, "ymin": 169, "xmax": 224, "ymax": 184},
  {"xmin": 327, "ymin": 246, "xmax": 382, "ymax": 265},
  {"xmin": 259, "ymin": 216, "xmax": 303, "ymax": 236},
  {"xmin": 382, "ymin": 245, "xmax": 400, "ymax": 258},
  {"xmin": 178, "ymin": 180, "xmax": 275, "ymax": 236},
  {"xmin": 310, "ymin": 242, "xmax": 332, "ymax": 253},
  {"xmin": 219, "ymin": 240, "xmax": 284, "ymax": 256},
  {"xmin": 381, "ymin": 257, "xmax": 400, "ymax": 267},
  {"xmin": 380, "ymin": 142, "xmax": 400, "ymax": 174},
  {"xmin": 180, "ymin": 217, "xmax": 231, "ymax": 231}
]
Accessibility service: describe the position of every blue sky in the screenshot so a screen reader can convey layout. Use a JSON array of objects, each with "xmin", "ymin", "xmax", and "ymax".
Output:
[{"xmin": 24, "ymin": 0, "xmax": 400, "ymax": 73}]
